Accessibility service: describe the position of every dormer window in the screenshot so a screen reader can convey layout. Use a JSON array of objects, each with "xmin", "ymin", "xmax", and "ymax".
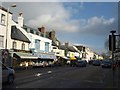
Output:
[{"xmin": 0, "ymin": 35, "xmax": 4, "ymax": 48}]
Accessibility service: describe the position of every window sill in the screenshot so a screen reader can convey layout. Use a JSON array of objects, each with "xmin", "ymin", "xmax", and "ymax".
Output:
[{"xmin": 0, "ymin": 24, "xmax": 6, "ymax": 26}]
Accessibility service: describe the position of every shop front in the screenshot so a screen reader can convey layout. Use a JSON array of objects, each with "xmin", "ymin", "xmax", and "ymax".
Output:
[
  {"xmin": 33, "ymin": 52, "xmax": 56, "ymax": 67},
  {"xmin": 70, "ymin": 57, "xmax": 77, "ymax": 67},
  {"xmin": 56, "ymin": 56, "xmax": 70, "ymax": 66},
  {"xmin": 12, "ymin": 51, "xmax": 38, "ymax": 68}
]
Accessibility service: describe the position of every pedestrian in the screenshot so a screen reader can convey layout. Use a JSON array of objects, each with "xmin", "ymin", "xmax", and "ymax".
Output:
[{"xmin": 25, "ymin": 61, "xmax": 28, "ymax": 70}]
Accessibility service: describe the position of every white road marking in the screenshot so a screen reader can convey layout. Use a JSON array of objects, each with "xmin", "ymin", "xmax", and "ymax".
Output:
[
  {"xmin": 35, "ymin": 73, "xmax": 42, "ymax": 77},
  {"xmin": 47, "ymin": 71, "xmax": 52, "ymax": 74}
]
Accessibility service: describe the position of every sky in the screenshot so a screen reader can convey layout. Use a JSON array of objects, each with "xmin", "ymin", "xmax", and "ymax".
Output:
[{"xmin": 1, "ymin": 1, "xmax": 118, "ymax": 54}]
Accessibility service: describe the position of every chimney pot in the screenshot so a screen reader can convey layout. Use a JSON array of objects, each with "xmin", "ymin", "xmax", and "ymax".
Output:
[
  {"xmin": 19, "ymin": 12, "xmax": 23, "ymax": 16},
  {"xmin": 18, "ymin": 12, "xmax": 24, "ymax": 27}
]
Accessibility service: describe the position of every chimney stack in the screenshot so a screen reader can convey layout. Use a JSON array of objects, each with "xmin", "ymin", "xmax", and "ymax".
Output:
[
  {"xmin": 65, "ymin": 42, "xmax": 69, "ymax": 48},
  {"xmin": 18, "ymin": 12, "xmax": 24, "ymax": 27},
  {"xmin": 38, "ymin": 26, "xmax": 46, "ymax": 37}
]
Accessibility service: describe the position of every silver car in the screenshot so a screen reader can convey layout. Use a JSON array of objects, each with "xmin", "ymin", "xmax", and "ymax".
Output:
[{"xmin": 1, "ymin": 62, "xmax": 15, "ymax": 84}]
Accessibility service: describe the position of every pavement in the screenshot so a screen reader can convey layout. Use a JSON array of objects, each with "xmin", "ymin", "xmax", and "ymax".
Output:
[
  {"xmin": 103, "ymin": 66, "xmax": 120, "ymax": 88},
  {"xmin": 118, "ymin": 66, "xmax": 120, "ymax": 88}
]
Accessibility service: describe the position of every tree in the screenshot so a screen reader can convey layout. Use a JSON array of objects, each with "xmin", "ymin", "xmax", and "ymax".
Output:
[
  {"xmin": 101, "ymin": 52, "xmax": 109, "ymax": 59},
  {"xmin": 104, "ymin": 39, "xmax": 112, "ymax": 57},
  {"xmin": 104, "ymin": 39, "xmax": 109, "ymax": 50}
]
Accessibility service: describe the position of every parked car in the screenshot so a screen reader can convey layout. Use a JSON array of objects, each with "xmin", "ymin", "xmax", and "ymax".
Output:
[
  {"xmin": 1, "ymin": 62, "xmax": 15, "ymax": 84},
  {"xmin": 82, "ymin": 60, "xmax": 87, "ymax": 64},
  {"xmin": 75, "ymin": 60, "xmax": 87, "ymax": 67},
  {"xmin": 101, "ymin": 60, "xmax": 112, "ymax": 68},
  {"xmin": 88, "ymin": 60, "xmax": 94, "ymax": 64},
  {"xmin": 92, "ymin": 60, "xmax": 101, "ymax": 66}
]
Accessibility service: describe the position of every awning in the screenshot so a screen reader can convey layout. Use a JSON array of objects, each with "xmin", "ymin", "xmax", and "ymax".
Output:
[
  {"xmin": 14, "ymin": 52, "xmax": 38, "ymax": 59},
  {"xmin": 62, "ymin": 56, "xmax": 69, "ymax": 60},
  {"xmin": 34, "ymin": 53, "xmax": 56, "ymax": 59}
]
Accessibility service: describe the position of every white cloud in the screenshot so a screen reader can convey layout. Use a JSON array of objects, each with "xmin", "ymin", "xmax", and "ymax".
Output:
[
  {"xmin": 3, "ymin": 2, "xmax": 117, "ymax": 54},
  {"xmin": 4, "ymin": 2, "xmax": 115, "ymax": 34},
  {"xmin": 79, "ymin": 16, "xmax": 116, "ymax": 36},
  {"xmin": 73, "ymin": 43, "xmax": 106, "ymax": 54},
  {"xmin": 87, "ymin": 16, "xmax": 115, "ymax": 26},
  {"xmin": 25, "ymin": 2, "xmax": 80, "ymax": 32},
  {"xmin": 26, "ymin": 3, "xmax": 116, "ymax": 34},
  {"xmin": 74, "ymin": 43, "xmax": 93, "ymax": 47},
  {"xmin": 2, "ymin": 0, "xmax": 119, "ymax": 2}
]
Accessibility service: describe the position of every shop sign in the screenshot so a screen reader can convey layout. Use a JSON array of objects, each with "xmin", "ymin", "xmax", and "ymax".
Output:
[{"xmin": 34, "ymin": 52, "xmax": 56, "ymax": 59}]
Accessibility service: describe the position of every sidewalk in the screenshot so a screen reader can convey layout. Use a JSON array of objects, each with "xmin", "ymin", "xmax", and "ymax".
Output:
[
  {"xmin": 118, "ymin": 67, "xmax": 120, "ymax": 89},
  {"xmin": 103, "ymin": 67, "xmax": 120, "ymax": 88},
  {"xmin": 13, "ymin": 66, "xmax": 34, "ymax": 73}
]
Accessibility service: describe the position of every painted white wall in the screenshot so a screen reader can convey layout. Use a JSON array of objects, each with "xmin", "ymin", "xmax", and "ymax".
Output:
[
  {"xmin": 0, "ymin": 8, "xmax": 12, "ymax": 49},
  {"xmin": 9, "ymin": 19, "xmax": 31, "ymax": 51},
  {"xmin": 98, "ymin": 55, "xmax": 102, "ymax": 59},
  {"xmin": 11, "ymin": 39, "xmax": 29, "ymax": 50},
  {"xmin": 52, "ymin": 46, "xmax": 65, "ymax": 57},
  {"xmin": 83, "ymin": 47, "xmax": 95, "ymax": 62},
  {"xmin": 67, "ymin": 51, "xmax": 74, "ymax": 57},
  {"xmin": 74, "ymin": 52, "xmax": 79, "ymax": 57},
  {"xmin": 28, "ymin": 33, "xmax": 52, "ymax": 52},
  {"xmin": 79, "ymin": 51, "xmax": 83, "ymax": 59},
  {"xmin": 0, "ymin": 8, "xmax": 30, "ymax": 50},
  {"xmin": 18, "ymin": 14, "xmax": 24, "ymax": 27}
]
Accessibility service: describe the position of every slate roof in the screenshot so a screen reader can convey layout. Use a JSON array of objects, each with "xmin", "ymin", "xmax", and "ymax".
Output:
[
  {"xmin": 59, "ymin": 45, "xmax": 66, "ymax": 50},
  {"xmin": 11, "ymin": 26, "xmax": 31, "ymax": 43},
  {"xmin": 52, "ymin": 40, "xmax": 57, "ymax": 46},
  {"xmin": 75, "ymin": 46, "xmax": 83, "ymax": 51},
  {"xmin": 0, "ymin": 6, "xmax": 12, "ymax": 14},
  {"xmin": 59, "ymin": 45, "xmax": 78, "ymax": 52},
  {"xmin": 68, "ymin": 46, "xmax": 78, "ymax": 52}
]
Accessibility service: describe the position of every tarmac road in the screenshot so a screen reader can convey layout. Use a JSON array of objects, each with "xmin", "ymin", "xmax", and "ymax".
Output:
[{"xmin": 2, "ymin": 64, "xmax": 119, "ymax": 88}]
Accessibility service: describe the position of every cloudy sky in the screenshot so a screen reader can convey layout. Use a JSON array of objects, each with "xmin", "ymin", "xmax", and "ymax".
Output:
[{"xmin": 1, "ymin": 1, "xmax": 118, "ymax": 54}]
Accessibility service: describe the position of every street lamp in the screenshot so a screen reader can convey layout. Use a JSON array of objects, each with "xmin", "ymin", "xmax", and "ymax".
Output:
[{"xmin": 5, "ymin": 4, "xmax": 16, "ymax": 49}]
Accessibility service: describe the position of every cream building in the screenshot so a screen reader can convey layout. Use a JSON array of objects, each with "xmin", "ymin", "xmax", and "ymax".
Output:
[
  {"xmin": 0, "ymin": 7, "xmax": 30, "ymax": 51},
  {"xmin": 52, "ymin": 46, "xmax": 65, "ymax": 57},
  {"xmin": 0, "ymin": 6, "xmax": 12, "ymax": 49},
  {"xmin": 0, "ymin": 7, "xmax": 37, "ymax": 67}
]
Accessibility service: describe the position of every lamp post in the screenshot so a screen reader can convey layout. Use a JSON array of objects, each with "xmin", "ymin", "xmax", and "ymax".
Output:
[{"xmin": 5, "ymin": 4, "xmax": 16, "ymax": 49}]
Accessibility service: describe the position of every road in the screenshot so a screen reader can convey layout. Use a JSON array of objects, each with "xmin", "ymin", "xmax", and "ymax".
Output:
[{"xmin": 2, "ymin": 64, "xmax": 119, "ymax": 88}]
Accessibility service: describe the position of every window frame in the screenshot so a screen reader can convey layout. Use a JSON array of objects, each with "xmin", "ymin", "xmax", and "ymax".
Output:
[
  {"xmin": 21, "ymin": 43, "xmax": 25, "ymax": 50},
  {"xmin": 1, "ymin": 14, "xmax": 6, "ymax": 25},
  {"xmin": 12, "ymin": 41, "xmax": 17, "ymax": 49},
  {"xmin": 45, "ymin": 42, "xmax": 49, "ymax": 53},
  {"xmin": 0, "ymin": 35, "xmax": 4, "ymax": 48}
]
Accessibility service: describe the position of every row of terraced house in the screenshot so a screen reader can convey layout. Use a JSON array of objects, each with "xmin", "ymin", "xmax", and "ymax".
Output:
[{"xmin": 0, "ymin": 6, "xmax": 103, "ymax": 68}]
